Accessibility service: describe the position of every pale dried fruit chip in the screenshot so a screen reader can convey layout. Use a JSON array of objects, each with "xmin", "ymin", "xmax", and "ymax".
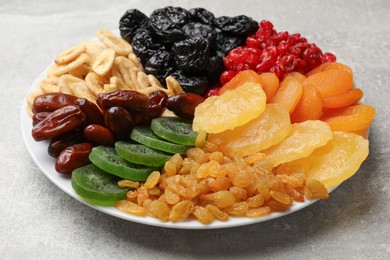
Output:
[
  {"xmin": 263, "ymin": 120, "xmax": 333, "ymax": 167},
  {"xmin": 166, "ymin": 76, "xmax": 184, "ymax": 95},
  {"xmin": 85, "ymin": 72, "xmax": 108, "ymax": 96},
  {"xmin": 96, "ymin": 29, "xmax": 132, "ymax": 56},
  {"xmin": 55, "ymin": 44, "xmax": 86, "ymax": 65},
  {"xmin": 48, "ymin": 53, "xmax": 90, "ymax": 77},
  {"xmin": 92, "ymin": 48, "xmax": 116, "ymax": 76}
]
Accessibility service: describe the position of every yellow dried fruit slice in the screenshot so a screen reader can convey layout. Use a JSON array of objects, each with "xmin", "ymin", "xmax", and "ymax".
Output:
[
  {"xmin": 304, "ymin": 131, "xmax": 369, "ymax": 188},
  {"xmin": 193, "ymin": 82, "xmax": 267, "ymax": 134},
  {"xmin": 262, "ymin": 120, "xmax": 333, "ymax": 167},
  {"xmin": 209, "ymin": 103, "xmax": 291, "ymax": 157}
]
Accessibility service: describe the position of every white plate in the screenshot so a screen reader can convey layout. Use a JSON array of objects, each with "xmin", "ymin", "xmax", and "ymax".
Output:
[{"xmin": 21, "ymin": 42, "xmax": 324, "ymax": 230}]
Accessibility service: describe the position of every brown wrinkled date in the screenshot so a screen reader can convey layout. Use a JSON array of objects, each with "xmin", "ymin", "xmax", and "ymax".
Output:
[
  {"xmin": 32, "ymin": 112, "xmax": 51, "ymax": 126},
  {"xmin": 74, "ymin": 98, "xmax": 104, "ymax": 125},
  {"xmin": 55, "ymin": 142, "xmax": 93, "ymax": 174},
  {"xmin": 32, "ymin": 105, "xmax": 86, "ymax": 141},
  {"xmin": 83, "ymin": 124, "xmax": 115, "ymax": 146},
  {"xmin": 104, "ymin": 106, "xmax": 134, "ymax": 140},
  {"xmin": 48, "ymin": 130, "xmax": 84, "ymax": 158},
  {"xmin": 97, "ymin": 90, "xmax": 149, "ymax": 114},
  {"xmin": 167, "ymin": 93, "xmax": 205, "ymax": 119},
  {"xmin": 32, "ymin": 93, "xmax": 78, "ymax": 114},
  {"xmin": 134, "ymin": 90, "xmax": 168, "ymax": 124}
]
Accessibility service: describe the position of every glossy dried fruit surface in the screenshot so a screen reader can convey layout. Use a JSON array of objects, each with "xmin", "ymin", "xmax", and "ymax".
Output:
[
  {"xmin": 193, "ymin": 82, "xmax": 267, "ymax": 133},
  {"xmin": 209, "ymin": 104, "xmax": 291, "ymax": 157},
  {"xmin": 304, "ymin": 69, "xmax": 353, "ymax": 98},
  {"xmin": 282, "ymin": 132, "xmax": 369, "ymax": 189},
  {"xmin": 270, "ymin": 75, "xmax": 303, "ymax": 113},
  {"xmin": 263, "ymin": 120, "xmax": 333, "ymax": 167},
  {"xmin": 320, "ymin": 104, "xmax": 376, "ymax": 132},
  {"xmin": 290, "ymin": 83, "xmax": 323, "ymax": 123}
]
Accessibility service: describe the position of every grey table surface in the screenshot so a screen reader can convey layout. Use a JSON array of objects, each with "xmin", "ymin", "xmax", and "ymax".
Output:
[{"xmin": 1, "ymin": 0, "xmax": 389, "ymax": 259}]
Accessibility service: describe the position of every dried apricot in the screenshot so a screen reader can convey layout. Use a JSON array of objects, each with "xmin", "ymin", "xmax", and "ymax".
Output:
[
  {"xmin": 193, "ymin": 82, "xmax": 267, "ymax": 133},
  {"xmin": 306, "ymin": 62, "xmax": 353, "ymax": 77},
  {"xmin": 320, "ymin": 104, "xmax": 376, "ymax": 132},
  {"xmin": 270, "ymin": 75, "xmax": 303, "ymax": 113},
  {"xmin": 290, "ymin": 83, "xmax": 323, "ymax": 123},
  {"xmin": 218, "ymin": 70, "xmax": 279, "ymax": 101},
  {"xmin": 322, "ymin": 88, "xmax": 363, "ymax": 109},
  {"xmin": 262, "ymin": 120, "xmax": 333, "ymax": 167},
  {"xmin": 304, "ymin": 69, "xmax": 353, "ymax": 98},
  {"xmin": 209, "ymin": 104, "xmax": 291, "ymax": 157}
]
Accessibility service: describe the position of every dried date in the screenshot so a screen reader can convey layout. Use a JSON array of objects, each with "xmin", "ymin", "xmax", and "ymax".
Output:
[
  {"xmin": 32, "ymin": 93, "xmax": 78, "ymax": 114},
  {"xmin": 32, "ymin": 105, "xmax": 86, "ymax": 141},
  {"xmin": 55, "ymin": 143, "xmax": 93, "ymax": 174},
  {"xmin": 83, "ymin": 124, "xmax": 115, "ymax": 146},
  {"xmin": 167, "ymin": 93, "xmax": 205, "ymax": 119},
  {"xmin": 104, "ymin": 106, "xmax": 134, "ymax": 141},
  {"xmin": 74, "ymin": 98, "xmax": 104, "ymax": 125},
  {"xmin": 97, "ymin": 90, "xmax": 149, "ymax": 115}
]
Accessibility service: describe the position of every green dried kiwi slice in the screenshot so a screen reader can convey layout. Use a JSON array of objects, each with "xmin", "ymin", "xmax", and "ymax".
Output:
[
  {"xmin": 89, "ymin": 146, "xmax": 157, "ymax": 181},
  {"xmin": 71, "ymin": 164, "xmax": 129, "ymax": 206},
  {"xmin": 131, "ymin": 125, "xmax": 189, "ymax": 154},
  {"xmin": 151, "ymin": 117, "xmax": 198, "ymax": 146},
  {"xmin": 115, "ymin": 141, "xmax": 171, "ymax": 167}
]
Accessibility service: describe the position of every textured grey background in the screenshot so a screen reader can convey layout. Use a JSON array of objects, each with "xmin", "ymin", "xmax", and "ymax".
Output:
[{"xmin": 1, "ymin": 0, "xmax": 389, "ymax": 259}]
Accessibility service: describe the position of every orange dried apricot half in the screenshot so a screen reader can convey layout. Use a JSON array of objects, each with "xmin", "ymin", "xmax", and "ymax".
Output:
[
  {"xmin": 290, "ymin": 83, "xmax": 323, "ymax": 123},
  {"xmin": 306, "ymin": 62, "xmax": 353, "ymax": 77},
  {"xmin": 322, "ymin": 88, "xmax": 363, "ymax": 109},
  {"xmin": 320, "ymin": 104, "xmax": 376, "ymax": 132},
  {"xmin": 270, "ymin": 75, "xmax": 303, "ymax": 114},
  {"xmin": 304, "ymin": 69, "xmax": 353, "ymax": 98}
]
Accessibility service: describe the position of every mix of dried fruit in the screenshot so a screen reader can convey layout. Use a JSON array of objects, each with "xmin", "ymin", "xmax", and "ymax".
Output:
[{"xmin": 26, "ymin": 6, "xmax": 376, "ymax": 225}]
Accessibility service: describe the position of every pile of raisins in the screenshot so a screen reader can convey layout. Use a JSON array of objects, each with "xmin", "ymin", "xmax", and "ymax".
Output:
[{"xmin": 119, "ymin": 7, "xmax": 258, "ymax": 96}]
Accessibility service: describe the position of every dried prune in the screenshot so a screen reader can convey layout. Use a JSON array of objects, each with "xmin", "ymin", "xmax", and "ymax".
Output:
[
  {"xmin": 132, "ymin": 28, "xmax": 161, "ymax": 62},
  {"xmin": 215, "ymin": 30, "xmax": 245, "ymax": 55},
  {"xmin": 173, "ymin": 38, "xmax": 210, "ymax": 72},
  {"xmin": 214, "ymin": 15, "xmax": 258, "ymax": 36},
  {"xmin": 119, "ymin": 9, "xmax": 150, "ymax": 43},
  {"xmin": 189, "ymin": 8, "xmax": 215, "ymax": 25},
  {"xmin": 183, "ymin": 22, "xmax": 217, "ymax": 48},
  {"xmin": 144, "ymin": 51, "xmax": 175, "ymax": 83},
  {"xmin": 170, "ymin": 71, "xmax": 209, "ymax": 96},
  {"xmin": 149, "ymin": 7, "xmax": 189, "ymax": 42},
  {"xmin": 207, "ymin": 55, "xmax": 224, "ymax": 82}
]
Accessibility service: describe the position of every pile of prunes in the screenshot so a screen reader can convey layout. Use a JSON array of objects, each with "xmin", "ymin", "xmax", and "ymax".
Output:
[{"xmin": 119, "ymin": 7, "xmax": 258, "ymax": 96}]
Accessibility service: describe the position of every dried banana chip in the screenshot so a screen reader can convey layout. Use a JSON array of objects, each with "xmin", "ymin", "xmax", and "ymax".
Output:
[
  {"xmin": 130, "ymin": 68, "xmax": 150, "ymax": 90},
  {"xmin": 96, "ymin": 29, "xmax": 132, "ymax": 56},
  {"xmin": 147, "ymin": 74, "xmax": 163, "ymax": 88},
  {"xmin": 92, "ymin": 48, "xmax": 115, "ymax": 76},
  {"xmin": 103, "ymin": 84, "xmax": 118, "ymax": 93},
  {"xmin": 84, "ymin": 41, "xmax": 107, "ymax": 65},
  {"xmin": 48, "ymin": 53, "xmax": 90, "ymax": 77},
  {"xmin": 38, "ymin": 77, "xmax": 60, "ymax": 93},
  {"xmin": 55, "ymin": 44, "xmax": 86, "ymax": 65},
  {"xmin": 85, "ymin": 72, "xmax": 108, "ymax": 97},
  {"xmin": 110, "ymin": 76, "xmax": 129, "ymax": 90},
  {"xmin": 166, "ymin": 76, "xmax": 185, "ymax": 95},
  {"xmin": 70, "ymin": 81, "xmax": 95, "ymax": 102},
  {"xmin": 128, "ymin": 53, "xmax": 143, "ymax": 70},
  {"xmin": 138, "ymin": 86, "xmax": 172, "ymax": 96},
  {"xmin": 68, "ymin": 64, "xmax": 90, "ymax": 79},
  {"xmin": 114, "ymin": 56, "xmax": 138, "ymax": 89}
]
